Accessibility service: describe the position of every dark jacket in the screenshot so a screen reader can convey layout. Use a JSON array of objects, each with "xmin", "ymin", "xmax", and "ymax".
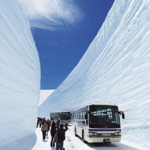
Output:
[
  {"xmin": 47, "ymin": 120, "xmax": 50, "ymax": 126},
  {"xmin": 57, "ymin": 125, "xmax": 68, "ymax": 142},
  {"xmin": 51, "ymin": 126, "xmax": 57, "ymax": 136},
  {"xmin": 57, "ymin": 119, "xmax": 60, "ymax": 128}
]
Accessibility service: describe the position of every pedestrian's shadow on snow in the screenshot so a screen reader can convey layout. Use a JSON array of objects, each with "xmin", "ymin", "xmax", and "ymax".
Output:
[
  {"xmin": 0, "ymin": 133, "xmax": 37, "ymax": 150},
  {"xmin": 43, "ymin": 140, "xmax": 48, "ymax": 142},
  {"xmin": 50, "ymin": 147, "xmax": 55, "ymax": 150}
]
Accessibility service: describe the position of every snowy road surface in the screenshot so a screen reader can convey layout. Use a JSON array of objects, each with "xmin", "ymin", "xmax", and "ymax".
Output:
[{"xmin": 33, "ymin": 125, "xmax": 140, "ymax": 150}]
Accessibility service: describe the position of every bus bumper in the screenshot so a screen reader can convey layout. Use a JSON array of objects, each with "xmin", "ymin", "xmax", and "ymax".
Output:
[{"xmin": 86, "ymin": 136, "xmax": 121, "ymax": 143}]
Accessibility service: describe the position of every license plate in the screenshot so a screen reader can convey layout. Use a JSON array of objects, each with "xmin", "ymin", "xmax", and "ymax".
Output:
[
  {"xmin": 103, "ymin": 139, "xmax": 110, "ymax": 142},
  {"xmin": 102, "ymin": 133, "xmax": 111, "ymax": 136}
]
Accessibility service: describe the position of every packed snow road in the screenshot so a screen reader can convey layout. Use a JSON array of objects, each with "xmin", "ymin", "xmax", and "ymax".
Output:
[{"xmin": 33, "ymin": 125, "xmax": 139, "ymax": 150}]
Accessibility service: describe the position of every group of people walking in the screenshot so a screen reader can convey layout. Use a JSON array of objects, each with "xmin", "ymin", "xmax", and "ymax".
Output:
[{"xmin": 37, "ymin": 117, "xmax": 68, "ymax": 150}]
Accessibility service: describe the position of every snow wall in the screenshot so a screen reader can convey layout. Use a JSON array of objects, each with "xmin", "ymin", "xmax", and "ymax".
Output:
[
  {"xmin": 39, "ymin": 90, "xmax": 55, "ymax": 106},
  {"xmin": 39, "ymin": 0, "xmax": 150, "ymax": 148},
  {"xmin": 0, "ymin": 0, "xmax": 40, "ymax": 148}
]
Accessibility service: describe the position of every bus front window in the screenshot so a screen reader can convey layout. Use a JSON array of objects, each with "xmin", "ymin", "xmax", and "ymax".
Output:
[
  {"xmin": 60, "ymin": 112, "xmax": 71, "ymax": 120},
  {"xmin": 89, "ymin": 105, "xmax": 120, "ymax": 128}
]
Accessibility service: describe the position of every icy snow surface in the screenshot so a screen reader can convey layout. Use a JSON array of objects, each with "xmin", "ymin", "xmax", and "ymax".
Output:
[
  {"xmin": 0, "ymin": 0, "xmax": 40, "ymax": 148},
  {"xmin": 39, "ymin": 0, "xmax": 150, "ymax": 148},
  {"xmin": 32, "ymin": 125, "xmax": 145, "ymax": 150},
  {"xmin": 39, "ymin": 90, "xmax": 55, "ymax": 106}
]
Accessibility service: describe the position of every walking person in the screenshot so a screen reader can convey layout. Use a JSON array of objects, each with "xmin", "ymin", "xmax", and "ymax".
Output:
[
  {"xmin": 36, "ymin": 117, "xmax": 39, "ymax": 128},
  {"xmin": 47, "ymin": 119, "xmax": 50, "ymax": 131},
  {"xmin": 39, "ymin": 118, "xmax": 42, "ymax": 128},
  {"xmin": 50, "ymin": 117, "xmax": 54, "ymax": 126},
  {"xmin": 41, "ymin": 121, "xmax": 48, "ymax": 140},
  {"xmin": 50, "ymin": 122, "xmax": 57, "ymax": 147},
  {"xmin": 56, "ymin": 123, "xmax": 68, "ymax": 150},
  {"xmin": 57, "ymin": 117, "xmax": 60, "ymax": 129},
  {"xmin": 42, "ymin": 118, "xmax": 45, "ymax": 125}
]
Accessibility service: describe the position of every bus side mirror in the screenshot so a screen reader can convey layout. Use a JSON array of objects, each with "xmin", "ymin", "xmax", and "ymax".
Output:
[
  {"xmin": 119, "ymin": 111, "xmax": 125, "ymax": 119},
  {"xmin": 122, "ymin": 112, "xmax": 125, "ymax": 119}
]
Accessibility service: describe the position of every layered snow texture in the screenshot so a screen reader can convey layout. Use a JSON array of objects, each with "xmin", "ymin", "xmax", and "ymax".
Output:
[
  {"xmin": 39, "ymin": 90, "xmax": 55, "ymax": 106},
  {"xmin": 39, "ymin": 0, "xmax": 150, "ymax": 148},
  {"xmin": 0, "ymin": 0, "xmax": 40, "ymax": 148}
]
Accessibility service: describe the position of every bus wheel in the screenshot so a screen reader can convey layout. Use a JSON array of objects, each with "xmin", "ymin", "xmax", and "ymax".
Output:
[
  {"xmin": 75, "ymin": 128, "xmax": 77, "ymax": 137},
  {"xmin": 82, "ymin": 131, "xmax": 86, "ymax": 143}
]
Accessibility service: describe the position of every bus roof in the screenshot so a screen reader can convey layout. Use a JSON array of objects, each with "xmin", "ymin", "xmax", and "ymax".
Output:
[
  {"xmin": 88, "ymin": 103, "xmax": 117, "ymax": 106},
  {"xmin": 74, "ymin": 103, "xmax": 118, "ymax": 111},
  {"xmin": 50, "ymin": 111, "xmax": 70, "ymax": 113}
]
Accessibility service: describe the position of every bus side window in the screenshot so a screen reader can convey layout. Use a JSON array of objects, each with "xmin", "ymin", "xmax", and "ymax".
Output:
[
  {"xmin": 80, "ymin": 112, "xmax": 82, "ymax": 119},
  {"xmin": 85, "ymin": 112, "xmax": 87, "ymax": 119},
  {"xmin": 82, "ymin": 112, "xmax": 85, "ymax": 119},
  {"xmin": 82, "ymin": 112, "xmax": 84, "ymax": 119}
]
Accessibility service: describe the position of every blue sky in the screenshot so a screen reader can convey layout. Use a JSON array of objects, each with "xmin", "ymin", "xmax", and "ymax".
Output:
[{"xmin": 19, "ymin": 0, "xmax": 114, "ymax": 89}]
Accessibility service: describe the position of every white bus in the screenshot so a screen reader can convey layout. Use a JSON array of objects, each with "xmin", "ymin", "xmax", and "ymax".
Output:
[
  {"xmin": 50, "ymin": 111, "xmax": 71, "ymax": 124},
  {"xmin": 72, "ymin": 103, "xmax": 125, "ymax": 143}
]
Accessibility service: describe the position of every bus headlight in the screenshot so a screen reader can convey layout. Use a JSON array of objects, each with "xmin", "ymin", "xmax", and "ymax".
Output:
[
  {"xmin": 89, "ymin": 133, "xmax": 94, "ymax": 135},
  {"xmin": 115, "ymin": 132, "xmax": 121, "ymax": 136},
  {"xmin": 89, "ymin": 132, "xmax": 97, "ymax": 136}
]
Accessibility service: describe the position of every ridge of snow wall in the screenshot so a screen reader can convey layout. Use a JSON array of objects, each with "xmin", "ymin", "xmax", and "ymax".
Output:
[
  {"xmin": 39, "ymin": 0, "xmax": 150, "ymax": 148},
  {"xmin": 0, "ymin": 0, "xmax": 40, "ymax": 147}
]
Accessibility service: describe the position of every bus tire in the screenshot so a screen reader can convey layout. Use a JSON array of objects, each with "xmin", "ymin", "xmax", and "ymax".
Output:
[
  {"xmin": 75, "ymin": 128, "xmax": 77, "ymax": 137},
  {"xmin": 82, "ymin": 131, "xmax": 86, "ymax": 143}
]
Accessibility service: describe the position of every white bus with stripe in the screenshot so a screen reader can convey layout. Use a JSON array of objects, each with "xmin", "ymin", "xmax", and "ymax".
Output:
[{"xmin": 72, "ymin": 103, "xmax": 125, "ymax": 143}]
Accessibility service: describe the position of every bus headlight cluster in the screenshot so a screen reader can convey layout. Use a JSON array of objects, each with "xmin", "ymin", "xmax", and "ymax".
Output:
[
  {"xmin": 115, "ymin": 132, "xmax": 121, "ymax": 136},
  {"xmin": 89, "ymin": 132, "xmax": 97, "ymax": 136}
]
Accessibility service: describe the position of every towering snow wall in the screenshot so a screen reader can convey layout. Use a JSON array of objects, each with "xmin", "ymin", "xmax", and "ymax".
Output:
[
  {"xmin": 39, "ymin": 90, "xmax": 55, "ymax": 106},
  {"xmin": 0, "ymin": 0, "xmax": 40, "ymax": 148},
  {"xmin": 39, "ymin": 0, "xmax": 150, "ymax": 148}
]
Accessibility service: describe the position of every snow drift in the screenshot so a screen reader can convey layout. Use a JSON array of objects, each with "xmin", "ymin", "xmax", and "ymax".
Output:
[
  {"xmin": 0, "ymin": 0, "xmax": 40, "ymax": 148},
  {"xmin": 39, "ymin": 0, "xmax": 150, "ymax": 148}
]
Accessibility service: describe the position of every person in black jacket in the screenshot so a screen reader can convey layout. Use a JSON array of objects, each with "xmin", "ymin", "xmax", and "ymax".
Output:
[
  {"xmin": 47, "ymin": 119, "xmax": 50, "ymax": 131},
  {"xmin": 56, "ymin": 123, "xmax": 68, "ymax": 150},
  {"xmin": 57, "ymin": 118, "xmax": 60, "ymax": 129},
  {"xmin": 36, "ymin": 117, "xmax": 39, "ymax": 128},
  {"xmin": 42, "ymin": 118, "xmax": 45, "ymax": 125},
  {"xmin": 50, "ymin": 122, "xmax": 56, "ymax": 147}
]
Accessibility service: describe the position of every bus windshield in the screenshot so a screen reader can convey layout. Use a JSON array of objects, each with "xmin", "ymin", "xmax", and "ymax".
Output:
[
  {"xmin": 60, "ymin": 112, "xmax": 71, "ymax": 120},
  {"xmin": 89, "ymin": 105, "xmax": 120, "ymax": 128}
]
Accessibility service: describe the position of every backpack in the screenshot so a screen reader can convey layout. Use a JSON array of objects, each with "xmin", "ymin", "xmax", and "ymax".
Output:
[{"xmin": 53, "ymin": 131, "xmax": 58, "ymax": 143}]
